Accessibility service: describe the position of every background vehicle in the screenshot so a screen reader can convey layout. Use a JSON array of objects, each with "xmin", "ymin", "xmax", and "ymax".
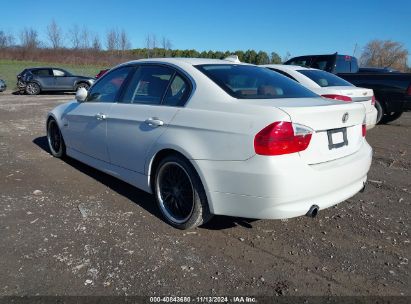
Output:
[
  {"xmin": 263, "ymin": 64, "xmax": 377, "ymax": 129},
  {"xmin": 17, "ymin": 67, "xmax": 94, "ymax": 95},
  {"xmin": 95, "ymin": 69, "xmax": 109, "ymax": 79},
  {"xmin": 358, "ymin": 67, "xmax": 400, "ymax": 73},
  {"xmin": 0, "ymin": 79, "xmax": 6, "ymax": 92},
  {"xmin": 285, "ymin": 53, "xmax": 411, "ymax": 123},
  {"xmin": 47, "ymin": 58, "xmax": 371, "ymax": 229}
]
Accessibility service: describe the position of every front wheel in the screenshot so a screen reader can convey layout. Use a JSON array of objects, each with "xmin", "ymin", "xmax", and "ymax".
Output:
[
  {"xmin": 25, "ymin": 82, "xmax": 41, "ymax": 95},
  {"xmin": 47, "ymin": 118, "xmax": 66, "ymax": 158},
  {"xmin": 154, "ymin": 155, "xmax": 212, "ymax": 229},
  {"xmin": 75, "ymin": 83, "xmax": 90, "ymax": 91}
]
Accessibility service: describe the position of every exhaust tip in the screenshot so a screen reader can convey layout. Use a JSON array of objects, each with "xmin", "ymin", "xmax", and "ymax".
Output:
[{"xmin": 306, "ymin": 204, "xmax": 319, "ymax": 218}]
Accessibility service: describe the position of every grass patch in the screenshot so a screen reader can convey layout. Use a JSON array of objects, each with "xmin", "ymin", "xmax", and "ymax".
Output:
[{"xmin": 0, "ymin": 59, "xmax": 106, "ymax": 91}]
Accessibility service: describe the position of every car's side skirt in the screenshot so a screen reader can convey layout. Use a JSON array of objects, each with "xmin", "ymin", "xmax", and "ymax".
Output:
[{"xmin": 66, "ymin": 147, "xmax": 152, "ymax": 194}]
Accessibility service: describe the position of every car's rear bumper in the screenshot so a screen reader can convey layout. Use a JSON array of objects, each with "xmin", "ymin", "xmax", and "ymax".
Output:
[
  {"xmin": 366, "ymin": 106, "xmax": 378, "ymax": 130},
  {"xmin": 194, "ymin": 141, "xmax": 372, "ymax": 219}
]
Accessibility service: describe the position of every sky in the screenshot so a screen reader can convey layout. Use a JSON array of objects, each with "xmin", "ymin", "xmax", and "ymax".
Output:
[{"xmin": 1, "ymin": 0, "xmax": 410, "ymax": 60}]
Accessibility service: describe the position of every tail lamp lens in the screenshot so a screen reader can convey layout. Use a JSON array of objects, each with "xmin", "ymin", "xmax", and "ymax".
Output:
[{"xmin": 254, "ymin": 121, "xmax": 313, "ymax": 156}]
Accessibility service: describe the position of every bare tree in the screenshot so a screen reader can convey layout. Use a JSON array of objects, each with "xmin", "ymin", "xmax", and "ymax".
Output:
[
  {"xmin": 282, "ymin": 51, "xmax": 291, "ymax": 62},
  {"xmin": 92, "ymin": 33, "xmax": 101, "ymax": 51},
  {"xmin": 46, "ymin": 19, "xmax": 63, "ymax": 49},
  {"xmin": 145, "ymin": 33, "xmax": 157, "ymax": 57},
  {"xmin": 161, "ymin": 36, "xmax": 172, "ymax": 56},
  {"xmin": 120, "ymin": 29, "xmax": 131, "ymax": 51},
  {"xmin": 0, "ymin": 30, "xmax": 15, "ymax": 48},
  {"xmin": 106, "ymin": 29, "xmax": 119, "ymax": 51},
  {"xmin": 360, "ymin": 39, "xmax": 409, "ymax": 71},
  {"xmin": 68, "ymin": 24, "xmax": 81, "ymax": 49},
  {"xmin": 20, "ymin": 27, "xmax": 40, "ymax": 49},
  {"xmin": 80, "ymin": 26, "xmax": 90, "ymax": 49}
]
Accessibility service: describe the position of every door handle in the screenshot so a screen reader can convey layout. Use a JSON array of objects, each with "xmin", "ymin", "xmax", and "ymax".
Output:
[
  {"xmin": 144, "ymin": 117, "xmax": 164, "ymax": 127},
  {"xmin": 95, "ymin": 113, "xmax": 107, "ymax": 120}
]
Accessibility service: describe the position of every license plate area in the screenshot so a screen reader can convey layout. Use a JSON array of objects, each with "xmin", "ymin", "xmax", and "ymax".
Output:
[{"xmin": 327, "ymin": 127, "xmax": 348, "ymax": 150}]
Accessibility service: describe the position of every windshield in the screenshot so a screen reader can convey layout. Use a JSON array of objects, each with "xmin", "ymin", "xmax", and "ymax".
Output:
[
  {"xmin": 196, "ymin": 64, "xmax": 318, "ymax": 99},
  {"xmin": 298, "ymin": 69, "xmax": 353, "ymax": 87}
]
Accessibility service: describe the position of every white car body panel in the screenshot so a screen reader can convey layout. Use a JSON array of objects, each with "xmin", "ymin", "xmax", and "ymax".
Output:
[
  {"xmin": 48, "ymin": 58, "xmax": 372, "ymax": 220},
  {"xmin": 262, "ymin": 64, "xmax": 378, "ymax": 130}
]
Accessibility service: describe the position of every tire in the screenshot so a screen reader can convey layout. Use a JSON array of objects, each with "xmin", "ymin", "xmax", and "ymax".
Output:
[
  {"xmin": 25, "ymin": 82, "xmax": 41, "ymax": 95},
  {"xmin": 381, "ymin": 111, "xmax": 403, "ymax": 124},
  {"xmin": 154, "ymin": 155, "xmax": 212, "ymax": 229},
  {"xmin": 47, "ymin": 118, "xmax": 66, "ymax": 158},
  {"xmin": 75, "ymin": 82, "xmax": 90, "ymax": 91},
  {"xmin": 374, "ymin": 100, "xmax": 384, "ymax": 124}
]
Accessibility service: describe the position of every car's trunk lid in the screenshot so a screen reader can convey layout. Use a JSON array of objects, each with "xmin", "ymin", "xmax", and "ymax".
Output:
[
  {"xmin": 241, "ymin": 97, "xmax": 366, "ymax": 164},
  {"xmin": 328, "ymin": 86, "xmax": 374, "ymax": 113}
]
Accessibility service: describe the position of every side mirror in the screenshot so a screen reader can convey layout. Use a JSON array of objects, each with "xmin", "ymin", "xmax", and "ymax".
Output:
[{"xmin": 75, "ymin": 87, "xmax": 88, "ymax": 102}]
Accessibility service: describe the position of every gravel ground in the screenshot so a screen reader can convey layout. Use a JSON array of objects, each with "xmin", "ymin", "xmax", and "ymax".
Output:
[{"xmin": 0, "ymin": 92, "xmax": 409, "ymax": 297}]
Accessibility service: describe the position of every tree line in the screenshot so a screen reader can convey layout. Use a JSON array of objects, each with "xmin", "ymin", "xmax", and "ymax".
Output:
[{"xmin": 0, "ymin": 20, "xmax": 409, "ymax": 70}]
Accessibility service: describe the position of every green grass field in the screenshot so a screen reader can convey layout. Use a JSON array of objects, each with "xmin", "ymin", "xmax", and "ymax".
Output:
[{"xmin": 0, "ymin": 59, "xmax": 106, "ymax": 91}]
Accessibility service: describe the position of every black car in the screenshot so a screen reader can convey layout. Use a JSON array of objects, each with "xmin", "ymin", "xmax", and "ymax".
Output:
[
  {"xmin": 285, "ymin": 53, "xmax": 411, "ymax": 124},
  {"xmin": 0, "ymin": 79, "xmax": 6, "ymax": 92},
  {"xmin": 17, "ymin": 67, "xmax": 95, "ymax": 95},
  {"xmin": 358, "ymin": 67, "xmax": 400, "ymax": 73}
]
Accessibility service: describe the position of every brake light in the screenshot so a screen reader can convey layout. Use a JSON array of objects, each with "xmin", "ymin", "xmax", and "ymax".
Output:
[
  {"xmin": 254, "ymin": 121, "xmax": 313, "ymax": 155},
  {"xmin": 407, "ymin": 84, "xmax": 411, "ymax": 96},
  {"xmin": 371, "ymin": 95, "xmax": 376, "ymax": 106},
  {"xmin": 362, "ymin": 118, "xmax": 367, "ymax": 137},
  {"xmin": 321, "ymin": 94, "xmax": 352, "ymax": 102}
]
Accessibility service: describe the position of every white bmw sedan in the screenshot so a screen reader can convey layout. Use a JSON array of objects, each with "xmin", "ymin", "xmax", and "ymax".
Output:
[
  {"xmin": 262, "ymin": 64, "xmax": 378, "ymax": 129},
  {"xmin": 47, "ymin": 58, "xmax": 372, "ymax": 229}
]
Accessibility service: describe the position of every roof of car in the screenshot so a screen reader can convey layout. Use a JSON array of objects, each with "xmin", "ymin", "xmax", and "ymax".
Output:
[
  {"xmin": 262, "ymin": 64, "xmax": 317, "ymax": 71},
  {"xmin": 122, "ymin": 57, "xmax": 251, "ymax": 66},
  {"xmin": 26, "ymin": 67, "xmax": 65, "ymax": 70}
]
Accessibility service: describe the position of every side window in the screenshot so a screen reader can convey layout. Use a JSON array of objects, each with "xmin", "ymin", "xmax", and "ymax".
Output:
[
  {"xmin": 53, "ymin": 69, "xmax": 65, "ymax": 77},
  {"xmin": 121, "ymin": 65, "xmax": 174, "ymax": 105},
  {"xmin": 335, "ymin": 56, "xmax": 351, "ymax": 73},
  {"xmin": 32, "ymin": 69, "xmax": 51, "ymax": 76},
  {"xmin": 87, "ymin": 66, "xmax": 132, "ymax": 103},
  {"xmin": 163, "ymin": 74, "xmax": 191, "ymax": 106}
]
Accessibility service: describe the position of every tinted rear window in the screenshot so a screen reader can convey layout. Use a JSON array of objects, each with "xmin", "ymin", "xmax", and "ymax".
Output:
[
  {"xmin": 196, "ymin": 64, "xmax": 318, "ymax": 99},
  {"xmin": 298, "ymin": 70, "xmax": 353, "ymax": 87}
]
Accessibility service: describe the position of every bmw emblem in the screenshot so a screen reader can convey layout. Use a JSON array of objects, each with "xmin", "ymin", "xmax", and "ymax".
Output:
[{"xmin": 342, "ymin": 112, "xmax": 349, "ymax": 123}]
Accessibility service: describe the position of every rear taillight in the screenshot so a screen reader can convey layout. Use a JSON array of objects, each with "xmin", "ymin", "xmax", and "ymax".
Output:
[
  {"xmin": 407, "ymin": 84, "xmax": 411, "ymax": 96},
  {"xmin": 254, "ymin": 121, "xmax": 313, "ymax": 156},
  {"xmin": 371, "ymin": 95, "xmax": 376, "ymax": 106},
  {"xmin": 362, "ymin": 118, "xmax": 367, "ymax": 137},
  {"xmin": 321, "ymin": 94, "xmax": 352, "ymax": 102}
]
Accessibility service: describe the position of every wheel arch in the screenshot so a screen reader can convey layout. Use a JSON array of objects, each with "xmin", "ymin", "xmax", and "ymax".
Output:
[
  {"xmin": 74, "ymin": 80, "xmax": 91, "ymax": 89},
  {"xmin": 146, "ymin": 148, "xmax": 214, "ymax": 213}
]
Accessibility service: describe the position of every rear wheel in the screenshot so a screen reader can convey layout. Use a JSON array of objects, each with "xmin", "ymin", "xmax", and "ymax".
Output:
[
  {"xmin": 47, "ymin": 118, "xmax": 66, "ymax": 158},
  {"xmin": 381, "ymin": 111, "xmax": 403, "ymax": 124},
  {"xmin": 25, "ymin": 82, "xmax": 40, "ymax": 95},
  {"xmin": 154, "ymin": 155, "xmax": 212, "ymax": 229},
  {"xmin": 374, "ymin": 100, "xmax": 384, "ymax": 124}
]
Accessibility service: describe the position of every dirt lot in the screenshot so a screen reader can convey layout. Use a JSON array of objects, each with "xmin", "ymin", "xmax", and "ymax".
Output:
[{"xmin": 0, "ymin": 92, "xmax": 409, "ymax": 297}]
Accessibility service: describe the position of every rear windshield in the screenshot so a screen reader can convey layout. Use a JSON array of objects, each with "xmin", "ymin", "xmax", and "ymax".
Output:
[
  {"xmin": 298, "ymin": 69, "xmax": 353, "ymax": 87},
  {"xmin": 196, "ymin": 64, "xmax": 318, "ymax": 99}
]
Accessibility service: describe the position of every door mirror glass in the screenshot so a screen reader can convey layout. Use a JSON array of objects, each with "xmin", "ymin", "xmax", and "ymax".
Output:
[{"xmin": 76, "ymin": 87, "xmax": 88, "ymax": 102}]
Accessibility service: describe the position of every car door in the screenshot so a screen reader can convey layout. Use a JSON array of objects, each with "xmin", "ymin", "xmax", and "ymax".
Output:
[
  {"xmin": 106, "ymin": 64, "xmax": 190, "ymax": 174},
  {"xmin": 33, "ymin": 68, "xmax": 54, "ymax": 89},
  {"xmin": 53, "ymin": 69, "xmax": 74, "ymax": 90},
  {"xmin": 63, "ymin": 66, "xmax": 133, "ymax": 162}
]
